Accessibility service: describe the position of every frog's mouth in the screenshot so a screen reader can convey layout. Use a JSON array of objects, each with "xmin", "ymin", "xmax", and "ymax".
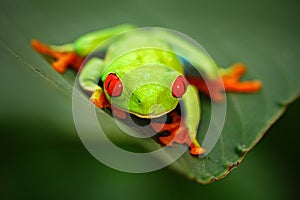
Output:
[
  {"xmin": 129, "ymin": 110, "xmax": 168, "ymax": 119},
  {"xmin": 113, "ymin": 103, "xmax": 177, "ymax": 119}
]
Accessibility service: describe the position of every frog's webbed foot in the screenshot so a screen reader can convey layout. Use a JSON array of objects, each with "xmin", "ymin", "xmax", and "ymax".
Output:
[
  {"xmin": 221, "ymin": 63, "xmax": 262, "ymax": 93},
  {"xmin": 31, "ymin": 39, "xmax": 84, "ymax": 73},
  {"xmin": 90, "ymin": 88, "xmax": 127, "ymax": 119},
  {"xmin": 150, "ymin": 112, "xmax": 206, "ymax": 156},
  {"xmin": 189, "ymin": 139, "xmax": 206, "ymax": 156},
  {"xmin": 187, "ymin": 63, "xmax": 262, "ymax": 102},
  {"xmin": 90, "ymin": 88, "xmax": 111, "ymax": 109}
]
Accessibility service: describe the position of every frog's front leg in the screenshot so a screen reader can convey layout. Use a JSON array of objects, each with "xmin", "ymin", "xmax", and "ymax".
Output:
[
  {"xmin": 79, "ymin": 57, "xmax": 128, "ymax": 119},
  {"xmin": 79, "ymin": 58, "xmax": 109, "ymax": 108},
  {"xmin": 151, "ymin": 85, "xmax": 206, "ymax": 156},
  {"xmin": 181, "ymin": 85, "xmax": 206, "ymax": 155}
]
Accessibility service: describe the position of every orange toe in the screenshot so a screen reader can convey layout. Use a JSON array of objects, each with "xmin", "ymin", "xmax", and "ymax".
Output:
[
  {"xmin": 190, "ymin": 145, "xmax": 206, "ymax": 156},
  {"xmin": 223, "ymin": 79, "xmax": 262, "ymax": 93},
  {"xmin": 222, "ymin": 63, "xmax": 262, "ymax": 93},
  {"xmin": 231, "ymin": 63, "xmax": 247, "ymax": 78}
]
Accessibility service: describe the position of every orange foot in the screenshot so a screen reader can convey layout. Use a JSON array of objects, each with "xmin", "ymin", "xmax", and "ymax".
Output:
[
  {"xmin": 31, "ymin": 39, "xmax": 84, "ymax": 73},
  {"xmin": 189, "ymin": 142, "xmax": 206, "ymax": 156},
  {"xmin": 222, "ymin": 63, "xmax": 262, "ymax": 93},
  {"xmin": 89, "ymin": 88, "xmax": 127, "ymax": 119},
  {"xmin": 186, "ymin": 63, "xmax": 262, "ymax": 102},
  {"xmin": 150, "ymin": 112, "xmax": 205, "ymax": 156},
  {"xmin": 90, "ymin": 88, "xmax": 111, "ymax": 109}
]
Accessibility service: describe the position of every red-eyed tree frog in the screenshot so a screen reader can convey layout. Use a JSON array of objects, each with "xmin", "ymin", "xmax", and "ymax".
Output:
[{"xmin": 31, "ymin": 24, "xmax": 262, "ymax": 156}]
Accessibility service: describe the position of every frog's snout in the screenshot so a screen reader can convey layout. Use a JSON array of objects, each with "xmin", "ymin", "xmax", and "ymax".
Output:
[
  {"xmin": 128, "ymin": 83, "xmax": 177, "ymax": 118},
  {"xmin": 130, "ymin": 92, "xmax": 166, "ymax": 117}
]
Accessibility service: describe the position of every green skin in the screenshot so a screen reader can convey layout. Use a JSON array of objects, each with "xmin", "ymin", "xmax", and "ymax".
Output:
[
  {"xmin": 68, "ymin": 24, "xmax": 221, "ymax": 147},
  {"xmin": 32, "ymin": 24, "xmax": 261, "ymax": 154}
]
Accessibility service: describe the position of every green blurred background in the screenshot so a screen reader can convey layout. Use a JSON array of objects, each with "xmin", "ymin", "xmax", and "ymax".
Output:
[{"xmin": 1, "ymin": 0, "xmax": 299, "ymax": 199}]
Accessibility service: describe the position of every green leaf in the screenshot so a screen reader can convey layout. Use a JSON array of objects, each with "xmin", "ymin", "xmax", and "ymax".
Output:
[{"xmin": 1, "ymin": 0, "xmax": 299, "ymax": 184}]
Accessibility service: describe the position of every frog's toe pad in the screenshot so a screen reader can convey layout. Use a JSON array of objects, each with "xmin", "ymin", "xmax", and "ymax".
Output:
[
  {"xmin": 90, "ymin": 97, "xmax": 104, "ymax": 108},
  {"xmin": 222, "ymin": 63, "xmax": 263, "ymax": 93},
  {"xmin": 190, "ymin": 146, "xmax": 206, "ymax": 156}
]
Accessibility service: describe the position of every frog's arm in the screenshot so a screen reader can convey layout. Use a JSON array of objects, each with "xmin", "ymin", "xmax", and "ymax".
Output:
[
  {"xmin": 182, "ymin": 85, "xmax": 205, "ymax": 155},
  {"xmin": 150, "ymin": 84, "xmax": 205, "ymax": 156},
  {"xmin": 78, "ymin": 57, "xmax": 110, "ymax": 108},
  {"xmin": 79, "ymin": 58, "xmax": 103, "ymax": 92}
]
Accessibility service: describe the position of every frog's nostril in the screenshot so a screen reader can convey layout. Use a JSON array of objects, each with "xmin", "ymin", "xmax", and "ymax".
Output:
[{"xmin": 132, "ymin": 93, "xmax": 142, "ymax": 104}]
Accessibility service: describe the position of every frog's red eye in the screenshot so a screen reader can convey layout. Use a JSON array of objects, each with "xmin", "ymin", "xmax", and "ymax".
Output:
[
  {"xmin": 172, "ymin": 75, "xmax": 188, "ymax": 98},
  {"xmin": 104, "ymin": 73, "xmax": 123, "ymax": 97}
]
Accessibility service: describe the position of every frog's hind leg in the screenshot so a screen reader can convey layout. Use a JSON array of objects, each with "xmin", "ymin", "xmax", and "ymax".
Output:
[
  {"xmin": 186, "ymin": 63, "xmax": 262, "ymax": 102},
  {"xmin": 221, "ymin": 63, "xmax": 262, "ymax": 93},
  {"xmin": 31, "ymin": 24, "xmax": 135, "ymax": 73},
  {"xmin": 31, "ymin": 39, "xmax": 84, "ymax": 73}
]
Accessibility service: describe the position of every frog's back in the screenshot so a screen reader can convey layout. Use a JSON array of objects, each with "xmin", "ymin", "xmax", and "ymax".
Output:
[{"xmin": 102, "ymin": 32, "xmax": 184, "ymax": 77}]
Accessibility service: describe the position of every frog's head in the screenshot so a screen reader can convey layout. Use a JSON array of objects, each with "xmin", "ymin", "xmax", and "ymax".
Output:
[{"xmin": 102, "ymin": 64, "xmax": 188, "ymax": 118}]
